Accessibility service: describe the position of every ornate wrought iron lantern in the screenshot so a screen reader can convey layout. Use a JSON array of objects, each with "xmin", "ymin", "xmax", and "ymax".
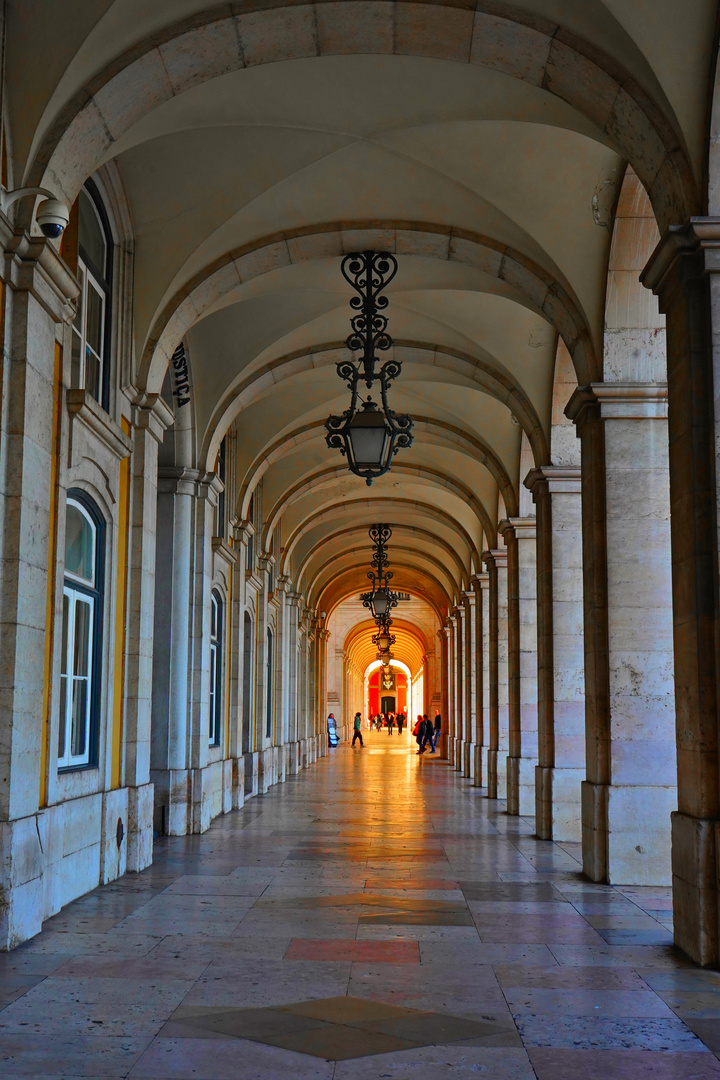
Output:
[
  {"xmin": 326, "ymin": 252, "xmax": 413, "ymax": 484},
  {"xmin": 360, "ymin": 524, "xmax": 409, "ymax": 622}
]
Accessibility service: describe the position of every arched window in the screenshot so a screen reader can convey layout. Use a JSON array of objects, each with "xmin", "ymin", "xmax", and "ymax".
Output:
[
  {"xmin": 59, "ymin": 493, "xmax": 104, "ymax": 769},
  {"xmin": 209, "ymin": 589, "xmax": 223, "ymax": 746},
  {"xmin": 69, "ymin": 183, "xmax": 112, "ymax": 409},
  {"xmin": 266, "ymin": 628, "xmax": 274, "ymax": 739}
]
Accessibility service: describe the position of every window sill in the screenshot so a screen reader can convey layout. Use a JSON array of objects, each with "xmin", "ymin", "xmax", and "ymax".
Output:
[{"xmin": 67, "ymin": 389, "xmax": 131, "ymax": 461}]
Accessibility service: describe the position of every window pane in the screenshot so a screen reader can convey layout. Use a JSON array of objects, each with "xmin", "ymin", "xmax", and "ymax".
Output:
[
  {"xmin": 60, "ymin": 592, "xmax": 69, "ymax": 676},
  {"xmin": 85, "ymin": 346, "xmax": 101, "ymax": 402},
  {"xmin": 65, "ymin": 503, "xmax": 94, "ymax": 583},
  {"xmin": 79, "ymin": 190, "xmax": 107, "ymax": 275},
  {"xmin": 86, "ymin": 282, "xmax": 103, "ymax": 356},
  {"xmin": 58, "ymin": 676, "xmax": 67, "ymax": 759},
  {"xmin": 73, "ymin": 598, "xmax": 92, "ymax": 677},
  {"xmin": 71, "ymin": 678, "xmax": 88, "ymax": 758},
  {"xmin": 73, "ymin": 266, "xmax": 85, "ymax": 330}
]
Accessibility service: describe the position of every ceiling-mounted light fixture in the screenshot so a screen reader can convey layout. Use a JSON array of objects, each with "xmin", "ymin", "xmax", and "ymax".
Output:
[
  {"xmin": 326, "ymin": 252, "xmax": 413, "ymax": 485},
  {"xmin": 360, "ymin": 524, "xmax": 410, "ymax": 621}
]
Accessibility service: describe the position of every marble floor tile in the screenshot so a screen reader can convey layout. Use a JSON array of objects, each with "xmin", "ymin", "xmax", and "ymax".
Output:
[
  {"xmin": 529, "ymin": 1047, "xmax": 720, "ymax": 1078},
  {"xmin": 0, "ymin": 735, "xmax": 712, "ymax": 1076}
]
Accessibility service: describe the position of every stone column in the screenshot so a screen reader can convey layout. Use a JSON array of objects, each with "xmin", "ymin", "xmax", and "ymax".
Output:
[
  {"xmin": 439, "ymin": 627, "xmax": 450, "ymax": 759},
  {"xmin": 567, "ymin": 384, "xmax": 675, "ymax": 886},
  {"xmin": 501, "ymin": 518, "xmax": 538, "ymax": 818},
  {"xmin": 286, "ymin": 592, "xmax": 301, "ymax": 773},
  {"xmin": 483, "ymin": 550, "xmax": 508, "ymax": 800},
  {"xmin": 454, "ymin": 606, "xmax": 465, "ymax": 771},
  {"xmin": 642, "ymin": 221, "xmax": 720, "ymax": 964},
  {"xmin": 0, "ymin": 227, "xmax": 78, "ymax": 947},
  {"xmin": 525, "ymin": 467, "xmax": 585, "ymax": 841},
  {"xmin": 445, "ymin": 619, "xmax": 456, "ymax": 762},
  {"xmin": 474, "ymin": 573, "xmax": 489, "ymax": 787},
  {"xmin": 462, "ymin": 591, "xmax": 474, "ymax": 777}
]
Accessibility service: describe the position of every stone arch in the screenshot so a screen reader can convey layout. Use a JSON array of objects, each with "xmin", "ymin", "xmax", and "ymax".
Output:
[
  {"xmin": 307, "ymin": 545, "xmax": 459, "ymax": 605},
  {"xmin": 295, "ymin": 523, "xmax": 468, "ymax": 591},
  {"xmin": 281, "ymin": 496, "xmax": 481, "ymax": 581},
  {"xmin": 262, "ymin": 462, "xmax": 494, "ymax": 550},
  {"xmin": 145, "ymin": 222, "xmax": 597, "ymax": 401},
  {"xmin": 237, "ymin": 414, "xmax": 519, "ymax": 523},
  {"xmin": 32, "ymin": 2, "xmax": 695, "ymax": 234},
  {"xmin": 210, "ymin": 338, "xmax": 548, "ymax": 478}
]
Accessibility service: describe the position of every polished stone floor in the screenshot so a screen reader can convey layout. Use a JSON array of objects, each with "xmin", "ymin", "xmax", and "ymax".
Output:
[{"xmin": 2, "ymin": 732, "xmax": 720, "ymax": 1078}]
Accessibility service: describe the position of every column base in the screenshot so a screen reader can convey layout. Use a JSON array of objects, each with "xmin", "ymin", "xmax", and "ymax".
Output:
[
  {"xmin": 454, "ymin": 740, "xmax": 463, "ymax": 772},
  {"xmin": 487, "ymin": 750, "xmax": 508, "ymax": 801},
  {"xmin": 671, "ymin": 811, "xmax": 720, "ymax": 967},
  {"xmin": 506, "ymin": 756, "xmax": 539, "ymax": 817},
  {"xmin": 535, "ymin": 766, "xmax": 582, "ymax": 841},
  {"xmin": 472, "ymin": 745, "xmax": 483, "ymax": 787},
  {"xmin": 582, "ymin": 780, "xmax": 675, "ymax": 885},
  {"xmin": 462, "ymin": 740, "xmax": 471, "ymax": 778}
]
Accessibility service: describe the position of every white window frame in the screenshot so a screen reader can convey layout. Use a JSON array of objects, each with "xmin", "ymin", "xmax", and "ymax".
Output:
[
  {"xmin": 59, "ymin": 498, "xmax": 99, "ymax": 770},
  {"xmin": 71, "ymin": 255, "xmax": 106, "ymax": 402},
  {"xmin": 209, "ymin": 591, "xmax": 223, "ymax": 746}
]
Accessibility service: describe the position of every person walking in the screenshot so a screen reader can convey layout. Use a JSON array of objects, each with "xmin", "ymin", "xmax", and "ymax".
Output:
[
  {"xmin": 396, "ymin": 712, "xmax": 405, "ymax": 735},
  {"xmin": 352, "ymin": 712, "xmax": 364, "ymax": 747},
  {"xmin": 420, "ymin": 714, "xmax": 435, "ymax": 754},
  {"xmin": 387, "ymin": 712, "xmax": 395, "ymax": 735},
  {"xmin": 432, "ymin": 711, "xmax": 442, "ymax": 752},
  {"xmin": 414, "ymin": 714, "xmax": 424, "ymax": 754}
]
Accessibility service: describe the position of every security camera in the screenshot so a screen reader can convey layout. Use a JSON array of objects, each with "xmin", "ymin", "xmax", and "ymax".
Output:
[
  {"xmin": 36, "ymin": 198, "xmax": 69, "ymax": 239},
  {"xmin": 0, "ymin": 186, "xmax": 69, "ymax": 239}
]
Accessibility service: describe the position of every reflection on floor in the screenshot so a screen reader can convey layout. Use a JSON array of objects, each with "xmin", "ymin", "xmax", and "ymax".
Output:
[{"xmin": 1, "ymin": 729, "xmax": 719, "ymax": 1078}]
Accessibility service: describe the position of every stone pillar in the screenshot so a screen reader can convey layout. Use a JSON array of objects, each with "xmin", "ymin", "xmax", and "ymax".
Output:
[
  {"xmin": 0, "ymin": 227, "xmax": 78, "ymax": 947},
  {"xmin": 454, "ymin": 606, "xmax": 465, "ymax": 771},
  {"xmin": 474, "ymin": 573, "xmax": 489, "ymax": 787},
  {"xmin": 525, "ymin": 467, "xmax": 585, "ymax": 841},
  {"xmin": 501, "ymin": 518, "xmax": 538, "ymax": 817},
  {"xmin": 567, "ymin": 384, "xmax": 675, "ymax": 886},
  {"xmin": 445, "ymin": 619, "xmax": 456, "ymax": 762},
  {"xmin": 462, "ymin": 592, "xmax": 473, "ymax": 777},
  {"xmin": 124, "ymin": 394, "xmax": 174, "ymax": 867},
  {"xmin": 483, "ymin": 550, "xmax": 508, "ymax": 800},
  {"xmin": 439, "ymin": 626, "xmax": 450, "ymax": 759},
  {"xmin": 642, "ymin": 221, "xmax": 720, "ymax": 964}
]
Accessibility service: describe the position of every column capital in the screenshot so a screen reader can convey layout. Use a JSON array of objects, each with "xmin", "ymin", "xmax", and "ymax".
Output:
[
  {"xmin": 641, "ymin": 217, "xmax": 720, "ymax": 306},
  {"xmin": 499, "ymin": 516, "xmax": 536, "ymax": 542},
  {"xmin": 482, "ymin": 548, "xmax": 507, "ymax": 570},
  {"xmin": 127, "ymin": 391, "xmax": 175, "ymax": 442},
  {"xmin": 524, "ymin": 465, "xmax": 581, "ymax": 499},
  {"xmin": 1, "ymin": 226, "xmax": 80, "ymax": 323},
  {"xmin": 471, "ymin": 571, "xmax": 489, "ymax": 592},
  {"xmin": 565, "ymin": 382, "xmax": 668, "ymax": 427}
]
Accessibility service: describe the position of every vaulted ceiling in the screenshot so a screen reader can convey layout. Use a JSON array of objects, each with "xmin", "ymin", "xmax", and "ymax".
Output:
[{"xmin": 10, "ymin": 0, "xmax": 717, "ymax": 651}]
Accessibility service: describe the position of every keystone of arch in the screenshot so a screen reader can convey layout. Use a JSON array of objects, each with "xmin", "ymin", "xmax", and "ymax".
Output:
[
  {"xmin": 281, "ymin": 496, "xmax": 481, "ymax": 579},
  {"xmin": 147, "ymin": 223, "xmax": 595, "ymax": 396},
  {"xmin": 262, "ymin": 462, "xmax": 493, "ymax": 551},
  {"xmin": 295, "ymin": 523, "xmax": 468, "ymax": 592},
  {"xmin": 32, "ymin": 2, "xmax": 695, "ymax": 239},
  {"xmin": 236, "ymin": 413, "xmax": 520, "ymax": 523}
]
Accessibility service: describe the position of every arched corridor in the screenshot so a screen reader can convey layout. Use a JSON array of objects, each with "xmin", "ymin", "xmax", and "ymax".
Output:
[{"xmin": 5, "ymin": 0, "xmax": 720, "ymax": 1073}]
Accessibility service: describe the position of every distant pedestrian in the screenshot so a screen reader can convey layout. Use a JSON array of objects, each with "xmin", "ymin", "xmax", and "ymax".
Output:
[
  {"xmin": 388, "ymin": 712, "xmax": 395, "ymax": 735},
  {"xmin": 414, "ymin": 714, "xmax": 424, "ymax": 753},
  {"xmin": 420, "ymin": 714, "xmax": 435, "ymax": 754},
  {"xmin": 396, "ymin": 712, "xmax": 405, "ymax": 735},
  {"xmin": 352, "ymin": 712, "xmax": 364, "ymax": 747},
  {"xmin": 432, "ymin": 711, "xmax": 442, "ymax": 751}
]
